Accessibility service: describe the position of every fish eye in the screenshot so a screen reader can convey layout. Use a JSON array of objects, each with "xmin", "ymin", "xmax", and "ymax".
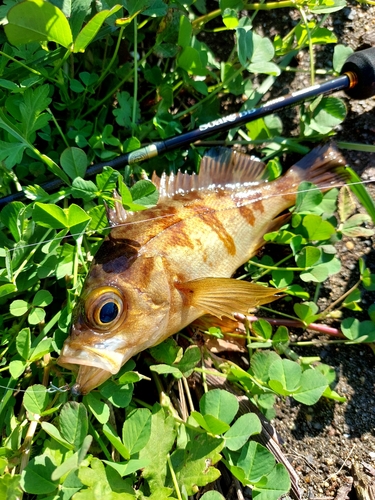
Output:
[
  {"xmin": 85, "ymin": 287, "xmax": 125, "ymax": 331},
  {"xmin": 99, "ymin": 302, "xmax": 119, "ymax": 324}
]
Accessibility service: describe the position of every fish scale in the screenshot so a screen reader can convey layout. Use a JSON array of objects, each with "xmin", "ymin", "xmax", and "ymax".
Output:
[{"xmin": 58, "ymin": 142, "xmax": 349, "ymax": 395}]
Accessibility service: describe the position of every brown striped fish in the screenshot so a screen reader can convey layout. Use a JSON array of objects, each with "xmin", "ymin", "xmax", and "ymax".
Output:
[{"xmin": 58, "ymin": 143, "xmax": 347, "ymax": 394}]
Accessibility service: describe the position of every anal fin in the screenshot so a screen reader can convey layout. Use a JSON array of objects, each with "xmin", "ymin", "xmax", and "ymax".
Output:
[{"xmin": 177, "ymin": 277, "xmax": 284, "ymax": 319}]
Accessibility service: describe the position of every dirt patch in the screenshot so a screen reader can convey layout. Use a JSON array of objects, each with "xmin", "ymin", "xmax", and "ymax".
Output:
[
  {"xmin": 200, "ymin": 2, "xmax": 375, "ymax": 498},
  {"xmin": 256, "ymin": 4, "xmax": 375, "ymax": 498}
]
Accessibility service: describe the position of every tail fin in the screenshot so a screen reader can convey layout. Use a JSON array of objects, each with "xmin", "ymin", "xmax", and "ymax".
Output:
[{"xmin": 287, "ymin": 142, "xmax": 350, "ymax": 190}]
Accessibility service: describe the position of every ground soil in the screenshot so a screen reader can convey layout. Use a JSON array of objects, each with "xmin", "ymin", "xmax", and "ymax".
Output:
[
  {"xmin": 199, "ymin": 2, "xmax": 375, "ymax": 498},
  {"xmin": 256, "ymin": 3, "xmax": 375, "ymax": 499}
]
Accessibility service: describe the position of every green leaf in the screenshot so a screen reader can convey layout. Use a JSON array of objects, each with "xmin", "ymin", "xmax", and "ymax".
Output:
[
  {"xmin": 308, "ymin": 96, "xmax": 346, "ymax": 134},
  {"xmin": 171, "ymin": 426, "xmax": 224, "ymax": 495},
  {"xmin": 113, "ymin": 91, "xmax": 140, "ymax": 128},
  {"xmin": 84, "ymin": 393, "xmax": 110, "ymax": 424},
  {"xmin": 41, "ymin": 422, "xmax": 75, "ymax": 450},
  {"xmin": 60, "ymin": 147, "xmax": 88, "ymax": 180},
  {"xmin": 0, "ymin": 473, "xmax": 22, "ymax": 500},
  {"xmin": 103, "ymin": 459, "xmax": 149, "ymax": 478},
  {"xmin": 33, "ymin": 203, "xmax": 68, "ymax": 229},
  {"xmin": 29, "ymin": 338, "xmax": 53, "ymax": 362},
  {"xmin": 199, "ymin": 389, "xmax": 239, "ymax": 425},
  {"xmin": 300, "ymin": 214, "xmax": 336, "ymax": 241},
  {"xmin": 345, "ymin": 167, "xmax": 375, "ymax": 224},
  {"xmin": 295, "ymin": 181, "xmax": 323, "ymax": 213},
  {"xmin": 9, "ymin": 299, "xmax": 29, "ymax": 317},
  {"xmin": 270, "ymin": 269, "xmax": 294, "ymax": 288},
  {"xmin": 23, "ymin": 385, "xmax": 49, "ymax": 414},
  {"xmin": 253, "ymin": 463, "xmax": 291, "ymax": 499},
  {"xmin": 9, "ymin": 359, "xmax": 27, "ymax": 378},
  {"xmin": 5, "ymin": 0, "xmax": 73, "ymax": 48},
  {"xmin": 103, "ymin": 423, "xmax": 130, "ymax": 461},
  {"xmin": 0, "ymin": 283, "xmax": 17, "ymax": 299},
  {"xmin": 250, "ymin": 350, "xmax": 280, "ymax": 383},
  {"xmin": 149, "ymin": 338, "xmax": 182, "ymax": 364},
  {"xmin": 0, "ymin": 140, "xmax": 26, "ymax": 169},
  {"xmin": 268, "ymin": 358, "xmax": 301, "ymax": 395},
  {"xmin": 28, "ymin": 307, "xmax": 45, "ymax": 325},
  {"xmin": 129, "ymin": 180, "xmax": 159, "ymax": 207},
  {"xmin": 138, "ymin": 404, "xmax": 177, "ymax": 491},
  {"xmin": 67, "ymin": 204, "xmax": 91, "ymax": 237},
  {"xmin": 191, "ymin": 411, "xmax": 230, "ymax": 435},
  {"xmin": 333, "ymin": 44, "xmax": 354, "ymax": 73},
  {"xmin": 178, "ymin": 15, "xmax": 192, "ymax": 48},
  {"xmin": 178, "ymin": 46, "xmax": 208, "ymax": 76},
  {"xmin": 21, "ymin": 455, "xmax": 58, "ymax": 495},
  {"xmin": 222, "ymin": 8, "xmax": 238, "ymax": 29},
  {"xmin": 73, "ymin": 5, "xmax": 122, "ymax": 52},
  {"xmin": 252, "ymin": 319, "xmax": 272, "ymax": 340},
  {"xmin": 99, "ymin": 380, "xmax": 134, "ymax": 408},
  {"xmin": 16, "ymin": 328, "xmax": 31, "ymax": 359},
  {"xmin": 293, "ymin": 369, "xmax": 328, "ymax": 405},
  {"xmin": 293, "ymin": 302, "xmax": 319, "ymax": 325},
  {"xmin": 122, "ymin": 409, "xmax": 152, "ymax": 456},
  {"xmin": 51, "ymin": 435, "xmax": 92, "ymax": 481},
  {"xmin": 175, "ymin": 345, "xmax": 201, "ymax": 376},
  {"xmin": 236, "ymin": 441, "xmax": 275, "ymax": 483},
  {"xmin": 200, "ymin": 492, "xmax": 225, "ymax": 500},
  {"xmin": 150, "ymin": 364, "xmax": 183, "ymax": 379},
  {"xmin": 60, "ymin": 402, "xmax": 89, "ymax": 450},
  {"xmin": 341, "ymin": 318, "xmax": 375, "ymax": 343},
  {"xmin": 296, "ymin": 246, "xmax": 321, "ymax": 268},
  {"xmin": 72, "ymin": 177, "xmax": 98, "ymax": 201},
  {"xmin": 32, "ymin": 290, "xmax": 53, "ymax": 307},
  {"xmin": 224, "ymin": 413, "xmax": 261, "ymax": 451}
]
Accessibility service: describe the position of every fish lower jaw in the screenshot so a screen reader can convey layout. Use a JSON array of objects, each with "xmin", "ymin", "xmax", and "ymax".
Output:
[{"xmin": 58, "ymin": 344, "xmax": 124, "ymax": 374}]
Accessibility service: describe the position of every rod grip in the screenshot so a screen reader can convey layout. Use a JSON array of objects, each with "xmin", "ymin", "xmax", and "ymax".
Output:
[{"xmin": 342, "ymin": 47, "xmax": 375, "ymax": 99}]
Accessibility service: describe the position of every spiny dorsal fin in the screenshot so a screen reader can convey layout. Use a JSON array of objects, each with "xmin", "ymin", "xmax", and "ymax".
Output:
[
  {"xmin": 152, "ymin": 147, "xmax": 267, "ymax": 200},
  {"xmin": 105, "ymin": 190, "xmax": 132, "ymax": 227}
]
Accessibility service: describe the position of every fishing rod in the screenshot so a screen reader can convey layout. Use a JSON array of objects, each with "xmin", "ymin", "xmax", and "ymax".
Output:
[{"xmin": 1, "ymin": 47, "xmax": 375, "ymax": 208}]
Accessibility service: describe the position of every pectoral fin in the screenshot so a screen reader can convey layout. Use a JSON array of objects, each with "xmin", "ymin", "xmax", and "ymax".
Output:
[{"xmin": 177, "ymin": 277, "xmax": 284, "ymax": 319}]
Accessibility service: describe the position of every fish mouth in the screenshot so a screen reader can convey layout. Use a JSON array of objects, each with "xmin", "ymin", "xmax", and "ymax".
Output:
[{"xmin": 58, "ymin": 343, "xmax": 125, "ymax": 395}]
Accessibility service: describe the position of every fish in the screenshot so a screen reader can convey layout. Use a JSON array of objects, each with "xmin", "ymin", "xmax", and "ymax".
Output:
[{"xmin": 57, "ymin": 142, "xmax": 348, "ymax": 395}]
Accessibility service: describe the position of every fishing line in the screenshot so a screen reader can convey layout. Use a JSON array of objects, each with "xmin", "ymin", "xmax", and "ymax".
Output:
[
  {"xmin": 3, "ymin": 177, "xmax": 374, "ymax": 256},
  {"xmin": 0, "ymin": 382, "xmax": 71, "ymax": 394}
]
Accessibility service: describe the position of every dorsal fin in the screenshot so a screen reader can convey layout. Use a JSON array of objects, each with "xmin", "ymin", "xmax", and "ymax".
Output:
[
  {"xmin": 152, "ymin": 147, "xmax": 267, "ymax": 200},
  {"xmin": 105, "ymin": 190, "xmax": 132, "ymax": 227}
]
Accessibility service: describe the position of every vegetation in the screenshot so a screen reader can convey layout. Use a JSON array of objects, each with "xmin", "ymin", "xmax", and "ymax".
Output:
[{"xmin": 0, "ymin": 0, "xmax": 374, "ymax": 498}]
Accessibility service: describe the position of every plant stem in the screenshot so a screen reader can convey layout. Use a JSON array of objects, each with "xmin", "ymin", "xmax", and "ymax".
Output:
[
  {"xmin": 234, "ymin": 312, "xmax": 344, "ymax": 337},
  {"xmin": 298, "ymin": 7, "xmax": 315, "ymax": 85},
  {"xmin": 319, "ymin": 280, "xmax": 361, "ymax": 319},
  {"xmin": 98, "ymin": 27, "xmax": 125, "ymax": 85},
  {"xmin": 12, "ymin": 229, "xmax": 53, "ymax": 283},
  {"xmin": 19, "ymin": 419, "xmax": 39, "ymax": 474},
  {"xmin": 47, "ymin": 108, "xmax": 69, "ymax": 148},
  {"xmin": 167, "ymin": 454, "xmax": 183, "ymax": 500},
  {"xmin": 88, "ymin": 421, "xmax": 112, "ymax": 460},
  {"xmin": 173, "ymin": 66, "xmax": 244, "ymax": 121},
  {"xmin": 0, "ymin": 50, "xmax": 57, "ymax": 83},
  {"xmin": 81, "ymin": 47, "xmax": 154, "ymax": 118},
  {"xmin": 132, "ymin": 18, "xmax": 138, "ymax": 135},
  {"xmin": 248, "ymin": 259, "xmax": 307, "ymax": 272},
  {"xmin": 192, "ymin": 1, "xmax": 297, "ymax": 30},
  {"xmin": 182, "ymin": 376, "xmax": 195, "ymax": 413}
]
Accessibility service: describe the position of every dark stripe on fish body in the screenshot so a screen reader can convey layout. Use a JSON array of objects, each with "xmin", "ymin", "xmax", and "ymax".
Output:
[
  {"xmin": 94, "ymin": 235, "xmax": 140, "ymax": 273},
  {"xmin": 239, "ymin": 205, "xmax": 255, "ymax": 226},
  {"xmin": 197, "ymin": 210, "xmax": 236, "ymax": 256}
]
